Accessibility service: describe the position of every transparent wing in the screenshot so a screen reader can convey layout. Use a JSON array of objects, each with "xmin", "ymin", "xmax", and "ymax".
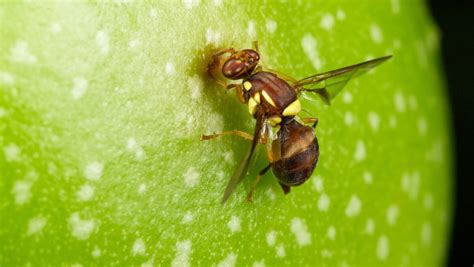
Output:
[
  {"xmin": 294, "ymin": 56, "xmax": 392, "ymax": 104},
  {"xmin": 221, "ymin": 111, "xmax": 266, "ymax": 204}
]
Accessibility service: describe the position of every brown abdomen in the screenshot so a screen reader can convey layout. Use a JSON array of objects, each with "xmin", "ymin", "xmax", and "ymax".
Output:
[{"xmin": 271, "ymin": 119, "xmax": 319, "ymax": 186}]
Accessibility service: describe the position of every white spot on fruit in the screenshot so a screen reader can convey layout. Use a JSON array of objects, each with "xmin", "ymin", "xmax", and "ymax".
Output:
[
  {"xmin": 354, "ymin": 140, "xmax": 366, "ymax": 162},
  {"xmin": 368, "ymin": 111, "xmax": 380, "ymax": 132},
  {"xmin": 265, "ymin": 188, "xmax": 276, "ymax": 201},
  {"xmin": 336, "ymin": 9, "xmax": 346, "ymax": 21},
  {"xmin": 344, "ymin": 111, "xmax": 354, "ymax": 126},
  {"xmin": 318, "ymin": 193, "xmax": 330, "ymax": 211},
  {"xmin": 377, "ymin": 235, "xmax": 389, "ymax": 261},
  {"xmin": 301, "ymin": 33, "xmax": 322, "ymax": 70},
  {"xmin": 4, "ymin": 143, "xmax": 21, "ymax": 162},
  {"xmin": 365, "ymin": 218, "xmax": 375, "ymax": 235},
  {"xmin": 370, "ymin": 24, "xmax": 383, "ymax": 44},
  {"xmin": 96, "ymin": 31, "xmax": 109, "ymax": 54},
  {"xmin": 205, "ymin": 28, "xmax": 221, "ymax": 45},
  {"xmin": 135, "ymin": 183, "xmax": 147, "ymax": 195},
  {"xmin": 320, "ymin": 13, "xmax": 335, "ymax": 31},
  {"xmin": 92, "ymin": 246, "xmax": 101, "ymax": 258},
  {"xmin": 126, "ymin": 137, "xmax": 146, "ymax": 161},
  {"xmin": 68, "ymin": 213, "xmax": 95, "ymax": 240},
  {"xmin": 345, "ymin": 194, "xmax": 362, "ymax": 217},
  {"xmin": 183, "ymin": 0, "xmax": 200, "ymax": 9},
  {"xmin": 50, "ymin": 22, "xmax": 62, "ymax": 33},
  {"xmin": 265, "ymin": 19, "xmax": 277, "ymax": 34},
  {"xmin": 394, "ymin": 92, "xmax": 406, "ymax": 112},
  {"xmin": 290, "ymin": 217, "xmax": 311, "ymax": 246},
  {"xmin": 182, "ymin": 212, "xmax": 193, "ymax": 224},
  {"xmin": 363, "ymin": 171, "xmax": 373, "ymax": 185},
  {"xmin": 183, "ymin": 167, "xmax": 200, "ymax": 187},
  {"xmin": 321, "ymin": 249, "xmax": 332, "ymax": 258},
  {"xmin": 165, "ymin": 62, "xmax": 176, "ymax": 75},
  {"xmin": 132, "ymin": 238, "xmax": 146, "ymax": 256},
  {"xmin": 276, "ymin": 244, "xmax": 286, "ymax": 258},
  {"xmin": 247, "ymin": 20, "xmax": 256, "ymax": 39},
  {"xmin": 217, "ymin": 253, "xmax": 237, "ymax": 267},
  {"xmin": 312, "ymin": 175, "xmax": 323, "ymax": 192},
  {"xmin": 391, "ymin": 0, "xmax": 400, "ymax": 14},
  {"xmin": 76, "ymin": 184, "xmax": 95, "ymax": 201},
  {"xmin": 401, "ymin": 172, "xmax": 420, "ymax": 200},
  {"xmin": 12, "ymin": 180, "xmax": 33, "ymax": 205},
  {"xmin": 408, "ymin": 95, "xmax": 418, "ymax": 110},
  {"xmin": 149, "ymin": 8, "xmax": 158, "ymax": 17},
  {"xmin": 27, "ymin": 216, "xmax": 47, "ymax": 235},
  {"xmin": 172, "ymin": 240, "xmax": 192, "ymax": 267},
  {"xmin": 421, "ymin": 222, "xmax": 432, "ymax": 246},
  {"xmin": 418, "ymin": 117, "xmax": 428, "ymax": 136},
  {"xmin": 71, "ymin": 77, "xmax": 88, "ymax": 100},
  {"xmin": 424, "ymin": 193, "xmax": 433, "ymax": 210},
  {"xmin": 84, "ymin": 161, "xmax": 104, "ymax": 181},
  {"xmin": 386, "ymin": 205, "xmax": 399, "ymax": 226},
  {"xmin": 128, "ymin": 39, "xmax": 140, "ymax": 49},
  {"xmin": 187, "ymin": 75, "xmax": 203, "ymax": 100},
  {"xmin": 223, "ymin": 151, "xmax": 234, "ymax": 163},
  {"xmin": 227, "ymin": 216, "xmax": 241, "ymax": 233},
  {"xmin": 0, "ymin": 71, "xmax": 14, "ymax": 85},
  {"xmin": 327, "ymin": 226, "xmax": 336, "ymax": 240},
  {"xmin": 9, "ymin": 40, "xmax": 37, "ymax": 64},
  {"xmin": 266, "ymin": 231, "xmax": 276, "ymax": 247},
  {"xmin": 342, "ymin": 91, "xmax": 353, "ymax": 103}
]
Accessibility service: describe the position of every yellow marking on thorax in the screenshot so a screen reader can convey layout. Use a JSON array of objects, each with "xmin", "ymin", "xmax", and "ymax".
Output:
[
  {"xmin": 268, "ymin": 116, "xmax": 282, "ymax": 126},
  {"xmin": 261, "ymin": 90, "xmax": 276, "ymax": 107},
  {"xmin": 253, "ymin": 92, "xmax": 261, "ymax": 103},
  {"xmin": 282, "ymin": 99, "xmax": 301, "ymax": 116},
  {"xmin": 243, "ymin": 81, "xmax": 252, "ymax": 91},
  {"xmin": 248, "ymin": 97, "xmax": 258, "ymax": 114}
]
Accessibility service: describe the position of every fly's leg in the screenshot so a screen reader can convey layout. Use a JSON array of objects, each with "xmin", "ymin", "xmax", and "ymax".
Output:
[
  {"xmin": 200, "ymin": 130, "xmax": 254, "ymax": 141},
  {"xmin": 279, "ymin": 182, "xmax": 291, "ymax": 194},
  {"xmin": 212, "ymin": 47, "xmax": 236, "ymax": 58},
  {"xmin": 252, "ymin": 41, "xmax": 259, "ymax": 53},
  {"xmin": 207, "ymin": 48, "xmax": 236, "ymax": 87},
  {"xmin": 226, "ymin": 84, "xmax": 246, "ymax": 104},
  {"xmin": 246, "ymin": 164, "xmax": 272, "ymax": 202},
  {"xmin": 301, "ymin": 117, "xmax": 319, "ymax": 128}
]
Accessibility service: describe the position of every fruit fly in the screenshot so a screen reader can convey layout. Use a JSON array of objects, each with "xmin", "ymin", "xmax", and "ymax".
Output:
[{"xmin": 202, "ymin": 41, "xmax": 391, "ymax": 203}]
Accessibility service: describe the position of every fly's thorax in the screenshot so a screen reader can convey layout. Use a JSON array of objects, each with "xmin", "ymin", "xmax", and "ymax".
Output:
[{"xmin": 243, "ymin": 72, "xmax": 301, "ymax": 117}]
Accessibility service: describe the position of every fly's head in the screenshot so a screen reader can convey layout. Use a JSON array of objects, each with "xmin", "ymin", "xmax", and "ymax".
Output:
[{"xmin": 222, "ymin": 49, "xmax": 260, "ymax": 80}]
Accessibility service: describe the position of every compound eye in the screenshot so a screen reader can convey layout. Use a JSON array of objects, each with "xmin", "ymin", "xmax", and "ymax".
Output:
[{"xmin": 222, "ymin": 59, "xmax": 249, "ymax": 80}]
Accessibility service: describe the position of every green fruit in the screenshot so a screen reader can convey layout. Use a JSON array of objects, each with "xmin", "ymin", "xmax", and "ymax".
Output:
[{"xmin": 0, "ymin": 1, "xmax": 452, "ymax": 266}]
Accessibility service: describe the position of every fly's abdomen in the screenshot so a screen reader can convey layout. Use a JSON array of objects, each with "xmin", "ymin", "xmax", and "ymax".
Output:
[{"xmin": 272, "ymin": 138, "xmax": 319, "ymax": 186}]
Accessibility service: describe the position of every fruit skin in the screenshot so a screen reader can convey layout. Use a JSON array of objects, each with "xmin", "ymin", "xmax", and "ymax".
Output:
[{"xmin": 0, "ymin": 1, "xmax": 452, "ymax": 266}]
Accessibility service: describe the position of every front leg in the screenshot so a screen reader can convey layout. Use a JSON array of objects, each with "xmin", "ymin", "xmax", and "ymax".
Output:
[
  {"xmin": 200, "ymin": 130, "xmax": 254, "ymax": 141},
  {"xmin": 207, "ymin": 48, "xmax": 236, "ymax": 88},
  {"xmin": 226, "ymin": 84, "xmax": 246, "ymax": 104}
]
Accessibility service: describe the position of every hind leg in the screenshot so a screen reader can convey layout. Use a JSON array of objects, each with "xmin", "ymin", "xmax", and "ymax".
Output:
[{"xmin": 246, "ymin": 164, "xmax": 272, "ymax": 202}]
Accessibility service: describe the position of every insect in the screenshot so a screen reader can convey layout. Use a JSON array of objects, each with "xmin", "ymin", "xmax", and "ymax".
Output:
[{"xmin": 202, "ymin": 42, "xmax": 391, "ymax": 203}]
